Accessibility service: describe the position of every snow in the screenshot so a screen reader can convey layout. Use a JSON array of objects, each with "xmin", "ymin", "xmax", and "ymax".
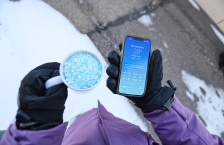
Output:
[
  {"xmin": 148, "ymin": 28, "xmax": 157, "ymax": 32},
  {"xmin": 150, "ymin": 13, "xmax": 156, "ymax": 18},
  {"xmin": 185, "ymin": 90, "xmax": 195, "ymax": 101},
  {"xmin": 151, "ymin": 0, "xmax": 157, "ymax": 6},
  {"xmin": 140, "ymin": 10, "xmax": 146, "ymax": 14},
  {"xmin": 182, "ymin": 70, "xmax": 224, "ymax": 136},
  {"xmin": 188, "ymin": 0, "xmax": 200, "ymax": 11},
  {"xmin": 138, "ymin": 15, "xmax": 153, "ymax": 27},
  {"xmin": 211, "ymin": 24, "xmax": 224, "ymax": 44},
  {"xmin": 0, "ymin": 0, "xmax": 148, "ymax": 132},
  {"xmin": 163, "ymin": 42, "xmax": 168, "ymax": 48}
]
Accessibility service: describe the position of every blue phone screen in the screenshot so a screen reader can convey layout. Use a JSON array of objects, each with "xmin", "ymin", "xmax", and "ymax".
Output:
[{"xmin": 118, "ymin": 36, "xmax": 151, "ymax": 96}]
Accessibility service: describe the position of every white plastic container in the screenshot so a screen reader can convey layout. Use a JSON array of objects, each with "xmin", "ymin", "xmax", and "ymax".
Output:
[{"xmin": 45, "ymin": 51, "xmax": 103, "ymax": 91}]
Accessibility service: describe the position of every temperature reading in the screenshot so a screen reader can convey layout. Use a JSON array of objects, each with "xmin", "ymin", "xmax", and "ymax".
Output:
[{"xmin": 133, "ymin": 48, "xmax": 142, "ymax": 54}]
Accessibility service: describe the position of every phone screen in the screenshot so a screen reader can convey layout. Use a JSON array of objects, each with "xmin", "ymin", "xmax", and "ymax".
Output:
[{"xmin": 118, "ymin": 36, "xmax": 151, "ymax": 96}]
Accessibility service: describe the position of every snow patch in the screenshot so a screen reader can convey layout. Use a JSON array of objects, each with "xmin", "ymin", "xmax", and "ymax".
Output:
[
  {"xmin": 150, "ymin": 13, "xmax": 156, "ymax": 17},
  {"xmin": 188, "ymin": 0, "xmax": 200, "ymax": 11},
  {"xmin": 0, "ymin": 0, "xmax": 148, "ymax": 132},
  {"xmin": 140, "ymin": 10, "xmax": 146, "ymax": 14},
  {"xmin": 211, "ymin": 24, "xmax": 224, "ymax": 44},
  {"xmin": 163, "ymin": 42, "xmax": 168, "ymax": 48},
  {"xmin": 148, "ymin": 28, "xmax": 156, "ymax": 32},
  {"xmin": 152, "ymin": 0, "xmax": 157, "ymax": 5},
  {"xmin": 182, "ymin": 70, "xmax": 224, "ymax": 136},
  {"xmin": 138, "ymin": 15, "xmax": 153, "ymax": 27}
]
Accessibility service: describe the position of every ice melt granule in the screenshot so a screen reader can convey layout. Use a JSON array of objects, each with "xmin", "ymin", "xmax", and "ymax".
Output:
[{"xmin": 63, "ymin": 52, "xmax": 102, "ymax": 90}]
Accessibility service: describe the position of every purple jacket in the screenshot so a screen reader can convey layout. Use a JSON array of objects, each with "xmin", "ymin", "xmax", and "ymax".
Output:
[{"xmin": 1, "ymin": 96, "xmax": 223, "ymax": 145}]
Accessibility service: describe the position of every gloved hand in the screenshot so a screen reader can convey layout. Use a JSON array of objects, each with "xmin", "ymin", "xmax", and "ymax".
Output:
[
  {"xmin": 16, "ymin": 62, "xmax": 68, "ymax": 130},
  {"xmin": 106, "ymin": 46, "xmax": 176, "ymax": 113}
]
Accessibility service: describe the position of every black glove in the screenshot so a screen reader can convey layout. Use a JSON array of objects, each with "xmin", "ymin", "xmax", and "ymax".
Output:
[
  {"xmin": 16, "ymin": 62, "xmax": 68, "ymax": 130},
  {"xmin": 106, "ymin": 47, "xmax": 176, "ymax": 113}
]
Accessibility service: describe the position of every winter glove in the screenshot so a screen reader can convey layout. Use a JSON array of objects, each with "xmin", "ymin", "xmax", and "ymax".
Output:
[
  {"xmin": 106, "ymin": 46, "xmax": 176, "ymax": 113},
  {"xmin": 16, "ymin": 62, "xmax": 68, "ymax": 130}
]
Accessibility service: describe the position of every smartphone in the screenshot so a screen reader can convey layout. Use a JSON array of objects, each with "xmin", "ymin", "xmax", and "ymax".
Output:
[{"xmin": 117, "ymin": 36, "xmax": 151, "ymax": 97}]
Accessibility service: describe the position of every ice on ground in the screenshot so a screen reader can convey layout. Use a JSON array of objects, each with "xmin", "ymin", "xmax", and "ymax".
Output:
[
  {"xmin": 163, "ymin": 42, "xmax": 168, "ymax": 48},
  {"xmin": 150, "ymin": 13, "xmax": 156, "ymax": 17},
  {"xmin": 0, "ymin": 0, "xmax": 148, "ymax": 132},
  {"xmin": 211, "ymin": 24, "xmax": 224, "ymax": 44},
  {"xmin": 140, "ymin": 10, "xmax": 146, "ymax": 14},
  {"xmin": 138, "ymin": 15, "xmax": 153, "ymax": 27},
  {"xmin": 182, "ymin": 70, "xmax": 224, "ymax": 136},
  {"xmin": 188, "ymin": 0, "xmax": 200, "ymax": 11}
]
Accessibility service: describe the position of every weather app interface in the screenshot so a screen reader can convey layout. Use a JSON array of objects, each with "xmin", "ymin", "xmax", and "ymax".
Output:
[{"xmin": 119, "ymin": 36, "xmax": 151, "ymax": 96}]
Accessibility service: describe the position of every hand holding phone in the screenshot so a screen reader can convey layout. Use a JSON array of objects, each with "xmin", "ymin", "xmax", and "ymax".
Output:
[
  {"xmin": 106, "ymin": 37, "xmax": 176, "ymax": 113},
  {"xmin": 117, "ymin": 36, "xmax": 151, "ymax": 97}
]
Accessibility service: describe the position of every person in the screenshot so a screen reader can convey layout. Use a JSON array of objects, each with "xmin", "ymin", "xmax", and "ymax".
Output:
[{"xmin": 0, "ymin": 49, "xmax": 223, "ymax": 145}]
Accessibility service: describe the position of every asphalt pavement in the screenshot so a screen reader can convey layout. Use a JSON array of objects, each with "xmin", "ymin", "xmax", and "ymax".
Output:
[{"xmin": 44, "ymin": 0, "xmax": 224, "ymax": 142}]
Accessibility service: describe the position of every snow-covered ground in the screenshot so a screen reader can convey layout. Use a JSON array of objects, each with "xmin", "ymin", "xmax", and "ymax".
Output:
[
  {"xmin": 0, "ymin": 0, "xmax": 148, "ymax": 131},
  {"xmin": 138, "ymin": 14, "xmax": 158, "ymax": 33},
  {"xmin": 138, "ymin": 15, "xmax": 153, "ymax": 27},
  {"xmin": 182, "ymin": 70, "xmax": 224, "ymax": 136}
]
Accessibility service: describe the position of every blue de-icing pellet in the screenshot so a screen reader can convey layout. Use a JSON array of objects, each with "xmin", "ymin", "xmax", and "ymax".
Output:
[{"xmin": 63, "ymin": 52, "xmax": 102, "ymax": 90}]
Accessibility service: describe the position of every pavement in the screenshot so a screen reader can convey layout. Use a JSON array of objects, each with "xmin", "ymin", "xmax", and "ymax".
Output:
[{"xmin": 44, "ymin": 0, "xmax": 224, "ymax": 142}]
